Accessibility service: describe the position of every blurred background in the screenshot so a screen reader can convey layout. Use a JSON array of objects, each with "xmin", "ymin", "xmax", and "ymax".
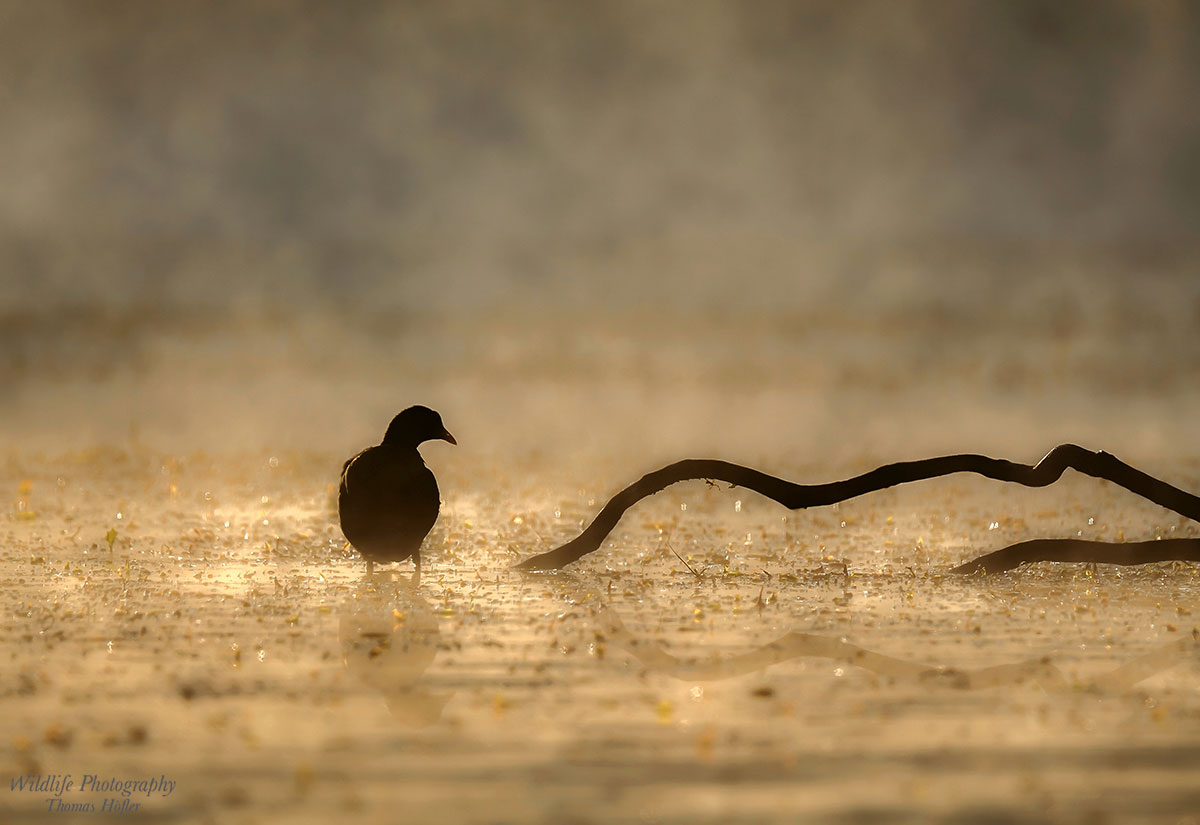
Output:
[{"xmin": 2, "ymin": 0, "xmax": 1199, "ymax": 472}]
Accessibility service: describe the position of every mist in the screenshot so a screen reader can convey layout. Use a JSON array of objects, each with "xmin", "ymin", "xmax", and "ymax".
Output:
[{"xmin": 3, "ymin": 0, "xmax": 1199, "ymax": 461}]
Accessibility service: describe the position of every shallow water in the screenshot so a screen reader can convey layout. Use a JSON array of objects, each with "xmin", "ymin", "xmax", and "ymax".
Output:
[{"xmin": 3, "ymin": 435, "xmax": 1199, "ymax": 824}]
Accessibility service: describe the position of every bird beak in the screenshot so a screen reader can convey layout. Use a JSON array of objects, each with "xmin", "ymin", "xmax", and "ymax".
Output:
[{"xmin": 442, "ymin": 430, "xmax": 457, "ymax": 446}]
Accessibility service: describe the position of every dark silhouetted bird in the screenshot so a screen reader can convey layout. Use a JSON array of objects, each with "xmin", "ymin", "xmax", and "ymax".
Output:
[{"xmin": 338, "ymin": 406, "xmax": 456, "ymax": 576}]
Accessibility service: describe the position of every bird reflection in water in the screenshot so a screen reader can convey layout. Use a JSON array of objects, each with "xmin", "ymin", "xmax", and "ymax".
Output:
[{"xmin": 338, "ymin": 568, "xmax": 452, "ymax": 727}]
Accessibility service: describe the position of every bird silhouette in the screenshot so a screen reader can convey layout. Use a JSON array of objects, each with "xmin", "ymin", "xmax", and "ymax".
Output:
[{"xmin": 338, "ymin": 406, "xmax": 456, "ymax": 576}]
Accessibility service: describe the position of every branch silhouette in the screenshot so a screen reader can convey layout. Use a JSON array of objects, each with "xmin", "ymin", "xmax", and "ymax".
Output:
[{"xmin": 514, "ymin": 444, "xmax": 1200, "ymax": 573}]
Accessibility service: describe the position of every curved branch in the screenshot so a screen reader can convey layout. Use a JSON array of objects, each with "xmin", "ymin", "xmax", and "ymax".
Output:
[
  {"xmin": 513, "ymin": 444, "xmax": 1200, "ymax": 571},
  {"xmin": 950, "ymin": 537, "xmax": 1200, "ymax": 575}
]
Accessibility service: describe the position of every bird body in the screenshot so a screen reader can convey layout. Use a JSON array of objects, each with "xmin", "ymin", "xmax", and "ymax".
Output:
[{"xmin": 338, "ymin": 406, "xmax": 455, "ymax": 575}]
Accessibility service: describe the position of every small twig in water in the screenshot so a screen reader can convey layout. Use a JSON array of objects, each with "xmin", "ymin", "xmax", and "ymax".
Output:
[{"xmin": 669, "ymin": 545, "xmax": 703, "ymax": 580}]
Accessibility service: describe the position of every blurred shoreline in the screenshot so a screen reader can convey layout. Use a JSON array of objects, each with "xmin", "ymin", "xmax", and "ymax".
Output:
[{"xmin": 4, "ymin": 255, "xmax": 1198, "ymax": 469}]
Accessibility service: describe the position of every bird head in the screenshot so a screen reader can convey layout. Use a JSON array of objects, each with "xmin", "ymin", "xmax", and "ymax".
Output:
[{"xmin": 381, "ymin": 406, "xmax": 457, "ymax": 448}]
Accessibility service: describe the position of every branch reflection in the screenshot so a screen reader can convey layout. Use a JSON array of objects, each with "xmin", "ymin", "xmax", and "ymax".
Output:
[
  {"xmin": 595, "ymin": 601, "xmax": 1198, "ymax": 693},
  {"xmin": 338, "ymin": 571, "xmax": 1199, "ymax": 725}
]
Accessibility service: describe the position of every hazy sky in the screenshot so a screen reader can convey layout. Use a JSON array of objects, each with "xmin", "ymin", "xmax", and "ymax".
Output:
[{"xmin": 2, "ymin": 0, "xmax": 1198, "ymax": 316}]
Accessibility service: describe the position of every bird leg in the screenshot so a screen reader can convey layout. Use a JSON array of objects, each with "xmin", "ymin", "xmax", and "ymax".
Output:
[
  {"xmin": 411, "ymin": 550, "xmax": 421, "ymax": 586},
  {"xmin": 365, "ymin": 558, "xmax": 375, "ymax": 578}
]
